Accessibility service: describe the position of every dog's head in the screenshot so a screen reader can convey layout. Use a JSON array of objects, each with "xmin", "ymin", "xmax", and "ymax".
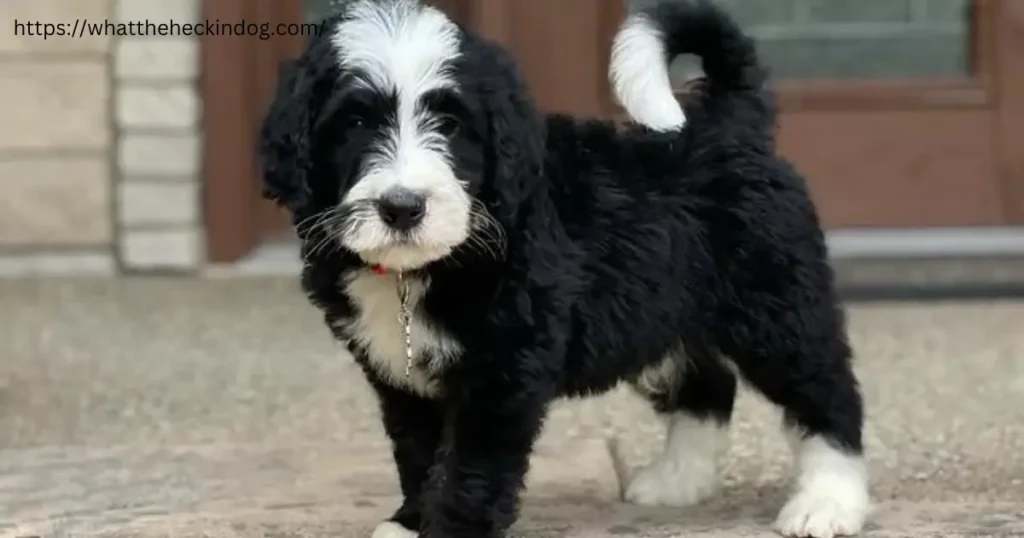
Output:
[{"xmin": 258, "ymin": 0, "xmax": 544, "ymax": 272}]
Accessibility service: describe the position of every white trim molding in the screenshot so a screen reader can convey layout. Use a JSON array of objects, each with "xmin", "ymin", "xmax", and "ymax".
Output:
[{"xmin": 828, "ymin": 228, "xmax": 1024, "ymax": 259}]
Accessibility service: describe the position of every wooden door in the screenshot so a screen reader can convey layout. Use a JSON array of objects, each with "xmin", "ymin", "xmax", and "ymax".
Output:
[
  {"xmin": 202, "ymin": 0, "xmax": 307, "ymax": 261},
  {"xmin": 623, "ymin": 0, "xmax": 1024, "ymax": 228},
  {"xmin": 203, "ymin": 0, "xmax": 1024, "ymax": 262}
]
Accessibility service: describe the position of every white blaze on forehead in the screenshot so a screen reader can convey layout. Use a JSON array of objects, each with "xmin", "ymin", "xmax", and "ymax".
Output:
[{"xmin": 331, "ymin": 0, "xmax": 460, "ymax": 95}]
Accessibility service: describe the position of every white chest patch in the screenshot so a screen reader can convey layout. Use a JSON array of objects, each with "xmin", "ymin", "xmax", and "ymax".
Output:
[{"xmin": 339, "ymin": 270, "xmax": 463, "ymax": 397}]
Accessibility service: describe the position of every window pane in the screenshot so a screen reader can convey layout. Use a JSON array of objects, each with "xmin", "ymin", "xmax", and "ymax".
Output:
[
  {"xmin": 306, "ymin": 0, "xmax": 351, "ymax": 22},
  {"xmin": 626, "ymin": 0, "xmax": 972, "ymax": 81}
]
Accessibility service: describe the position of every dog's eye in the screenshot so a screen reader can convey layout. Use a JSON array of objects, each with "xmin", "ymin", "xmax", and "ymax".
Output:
[
  {"xmin": 436, "ymin": 114, "xmax": 460, "ymax": 137},
  {"xmin": 343, "ymin": 110, "xmax": 368, "ymax": 130}
]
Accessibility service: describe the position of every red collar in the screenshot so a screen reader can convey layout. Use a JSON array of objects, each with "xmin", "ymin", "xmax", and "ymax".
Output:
[{"xmin": 368, "ymin": 264, "xmax": 426, "ymax": 278}]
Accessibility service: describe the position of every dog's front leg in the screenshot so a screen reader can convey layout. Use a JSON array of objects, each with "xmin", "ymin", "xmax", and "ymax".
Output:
[
  {"xmin": 368, "ymin": 377, "xmax": 445, "ymax": 536},
  {"xmin": 421, "ymin": 364, "xmax": 555, "ymax": 538}
]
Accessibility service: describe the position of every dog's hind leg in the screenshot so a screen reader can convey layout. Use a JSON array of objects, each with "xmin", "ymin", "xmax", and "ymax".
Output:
[
  {"xmin": 717, "ymin": 294, "xmax": 869, "ymax": 538},
  {"xmin": 624, "ymin": 346, "xmax": 737, "ymax": 507}
]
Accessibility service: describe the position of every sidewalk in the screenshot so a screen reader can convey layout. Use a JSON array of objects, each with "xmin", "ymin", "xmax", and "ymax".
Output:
[{"xmin": 2, "ymin": 278, "xmax": 1023, "ymax": 537}]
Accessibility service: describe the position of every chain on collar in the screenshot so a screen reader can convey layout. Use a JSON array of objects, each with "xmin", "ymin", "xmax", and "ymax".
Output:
[{"xmin": 396, "ymin": 271, "xmax": 414, "ymax": 377}]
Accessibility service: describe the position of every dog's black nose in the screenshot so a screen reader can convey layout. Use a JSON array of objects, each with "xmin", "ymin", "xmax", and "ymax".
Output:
[{"xmin": 377, "ymin": 188, "xmax": 427, "ymax": 231}]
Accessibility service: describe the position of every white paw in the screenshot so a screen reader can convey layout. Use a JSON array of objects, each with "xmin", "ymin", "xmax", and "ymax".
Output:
[
  {"xmin": 776, "ymin": 434, "xmax": 871, "ymax": 538},
  {"xmin": 371, "ymin": 521, "xmax": 417, "ymax": 538},
  {"xmin": 624, "ymin": 458, "xmax": 720, "ymax": 507},
  {"xmin": 623, "ymin": 413, "xmax": 726, "ymax": 507},
  {"xmin": 774, "ymin": 485, "xmax": 869, "ymax": 538}
]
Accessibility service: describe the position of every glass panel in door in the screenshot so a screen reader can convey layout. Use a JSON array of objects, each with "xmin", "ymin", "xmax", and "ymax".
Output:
[
  {"xmin": 625, "ymin": 0, "xmax": 973, "ymax": 82},
  {"xmin": 306, "ymin": 0, "xmax": 353, "ymax": 22}
]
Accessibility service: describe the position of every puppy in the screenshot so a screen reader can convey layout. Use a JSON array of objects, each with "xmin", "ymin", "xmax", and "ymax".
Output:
[{"xmin": 258, "ymin": 1, "xmax": 870, "ymax": 537}]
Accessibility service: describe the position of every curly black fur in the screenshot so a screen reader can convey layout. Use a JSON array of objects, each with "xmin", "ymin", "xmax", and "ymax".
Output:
[{"xmin": 257, "ymin": 1, "xmax": 866, "ymax": 537}]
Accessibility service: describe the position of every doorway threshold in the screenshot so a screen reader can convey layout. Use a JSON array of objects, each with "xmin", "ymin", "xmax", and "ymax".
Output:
[
  {"xmin": 205, "ymin": 228, "xmax": 1024, "ymax": 299},
  {"xmin": 829, "ymin": 228, "xmax": 1024, "ymax": 300},
  {"xmin": 827, "ymin": 227, "xmax": 1024, "ymax": 259},
  {"xmin": 204, "ymin": 239, "xmax": 303, "ymax": 277}
]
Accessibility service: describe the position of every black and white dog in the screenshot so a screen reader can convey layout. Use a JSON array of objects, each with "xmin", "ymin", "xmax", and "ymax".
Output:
[{"xmin": 258, "ymin": 1, "xmax": 870, "ymax": 537}]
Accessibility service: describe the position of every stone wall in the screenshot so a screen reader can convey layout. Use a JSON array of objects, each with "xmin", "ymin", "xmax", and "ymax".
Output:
[
  {"xmin": 114, "ymin": 0, "xmax": 202, "ymax": 272},
  {"xmin": 0, "ymin": 0, "xmax": 203, "ymax": 275},
  {"xmin": 0, "ymin": 0, "xmax": 115, "ymax": 275}
]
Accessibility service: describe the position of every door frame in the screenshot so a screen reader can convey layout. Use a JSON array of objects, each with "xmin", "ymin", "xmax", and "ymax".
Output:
[
  {"xmin": 201, "ymin": 0, "xmax": 307, "ymax": 262},
  {"xmin": 202, "ymin": 0, "xmax": 1024, "ymax": 263},
  {"xmin": 997, "ymin": 0, "xmax": 1024, "ymax": 224},
  {"xmin": 202, "ymin": 0, "xmax": 257, "ymax": 263}
]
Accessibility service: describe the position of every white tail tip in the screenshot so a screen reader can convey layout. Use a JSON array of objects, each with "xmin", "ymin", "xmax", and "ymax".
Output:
[{"xmin": 610, "ymin": 14, "xmax": 686, "ymax": 131}]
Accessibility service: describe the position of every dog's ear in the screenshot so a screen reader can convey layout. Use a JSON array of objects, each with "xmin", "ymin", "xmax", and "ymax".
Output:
[
  {"xmin": 480, "ymin": 50, "xmax": 546, "ymax": 227},
  {"xmin": 257, "ymin": 54, "xmax": 323, "ymax": 214}
]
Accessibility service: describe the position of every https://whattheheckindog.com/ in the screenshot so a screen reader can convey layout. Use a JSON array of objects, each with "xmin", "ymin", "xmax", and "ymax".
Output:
[{"xmin": 13, "ymin": 18, "xmax": 325, "ymax": 41}]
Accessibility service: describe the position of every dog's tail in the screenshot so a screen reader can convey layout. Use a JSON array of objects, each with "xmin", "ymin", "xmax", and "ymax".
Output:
[{"xmin": 609, "ymin": 0, "xmax": 763, "ymax": 131}]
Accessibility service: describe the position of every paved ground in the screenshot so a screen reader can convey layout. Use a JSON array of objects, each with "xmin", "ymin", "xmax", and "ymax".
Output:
[{"xmin": 2, "ymin": 277, "xmax": 1024, "ymax": 537}]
